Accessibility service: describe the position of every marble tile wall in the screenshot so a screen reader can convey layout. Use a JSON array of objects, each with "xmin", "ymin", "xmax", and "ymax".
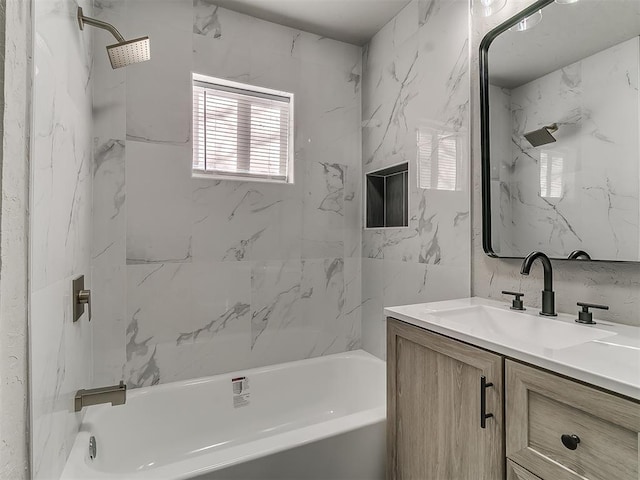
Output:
[
  {"xmin": 30, "ymin": 1, "xmax": 95, "ymax": 479},
  {"xmin": 493, "ymin": 37, "xmax": 640, "ymax": 261},
  {"xmin": 92, "ymin": 0, "xmax": 363, "ymax": 388},
  {"xmin": 471, "ymin": 0, "xmax": 640, "ymax": 326},
  {"xmin": 361, "ymin": 0, "xmax": 472, "ymax": 359}
]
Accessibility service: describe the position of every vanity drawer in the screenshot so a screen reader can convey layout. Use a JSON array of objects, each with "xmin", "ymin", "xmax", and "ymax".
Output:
[{"xmin": 506, "ymin": 360, "xmax": 640, "ymax": 480}]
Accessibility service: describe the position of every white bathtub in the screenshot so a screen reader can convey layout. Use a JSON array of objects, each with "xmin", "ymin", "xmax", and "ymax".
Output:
[{"xmin": 61, "ymin": 350, "xmax": 386, "ymax": 480}]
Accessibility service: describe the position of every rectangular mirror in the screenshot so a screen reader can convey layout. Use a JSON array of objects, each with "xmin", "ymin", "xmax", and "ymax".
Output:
[{"xmin": 480, "ymin": 0, "xmax": 640, "ymax": 263}]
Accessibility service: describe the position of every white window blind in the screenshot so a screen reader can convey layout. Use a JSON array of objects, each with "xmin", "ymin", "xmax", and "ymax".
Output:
[
  {"xmin": 539, "ymin": 151, "xmax": 563, "ymax": 198},
  {"xmin": 192, "ymin": 76, "xmax": 293, "ymax": 183}
]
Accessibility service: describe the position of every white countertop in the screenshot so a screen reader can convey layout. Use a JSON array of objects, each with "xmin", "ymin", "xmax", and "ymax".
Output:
[{"xmin": 385, "ymin": 297, "xmax": 640, "ymax": 401}]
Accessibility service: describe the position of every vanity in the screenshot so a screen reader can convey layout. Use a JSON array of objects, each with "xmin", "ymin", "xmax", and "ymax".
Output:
[
  {"xmin": 385, "ymin": 0, "xmax": 640, "ymax": 477},
  {"xmin": 385, "ymin": 298, "xmax": 640, "ymax": 480}
]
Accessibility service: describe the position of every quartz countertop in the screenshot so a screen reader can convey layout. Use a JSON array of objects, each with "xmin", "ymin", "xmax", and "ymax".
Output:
[{"xmin": 385, "ymin": 297, "xmax": 640, "ymax": 401}]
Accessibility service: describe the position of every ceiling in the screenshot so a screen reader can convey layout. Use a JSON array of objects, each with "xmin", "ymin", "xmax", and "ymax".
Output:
[
  {"xmin": 489, "ymin": 0, "xmax": 640, "ymax": 88},
  {"xmin": 212, "ymin": 0, "xmax": 413, "ymax": 45}
]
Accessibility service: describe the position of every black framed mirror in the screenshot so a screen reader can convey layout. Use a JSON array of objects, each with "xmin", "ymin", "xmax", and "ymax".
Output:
[{"xmin": 480, "ymin": 0, "xmax": 640, "ymax": 263}]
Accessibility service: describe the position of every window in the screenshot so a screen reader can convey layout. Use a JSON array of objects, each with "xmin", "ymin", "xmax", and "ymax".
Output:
[
  {"xmin": 539, "ymin": 151, "xmax": 564, "ymax": 198},
  {"xmin": 192, "ymin": 73, "xmax": 294, "ymax": 183}
]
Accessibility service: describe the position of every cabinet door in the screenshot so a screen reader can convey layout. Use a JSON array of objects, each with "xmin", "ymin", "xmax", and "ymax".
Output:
[{"xmin": 387, "ymin": 318, "xmax": 504, "ymax": 480}]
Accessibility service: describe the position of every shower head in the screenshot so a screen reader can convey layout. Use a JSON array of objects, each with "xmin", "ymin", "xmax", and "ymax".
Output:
[
  {"xmin": 107, "ymin": 37, "xmax": 151, "ymax": 69},
  {"xmin": 524, "ymin": 123, "xmax": 558, "ymax": 147},
  {"xmin": 77, "ymin": 7, "xmax": 151, "ymax": 69}
]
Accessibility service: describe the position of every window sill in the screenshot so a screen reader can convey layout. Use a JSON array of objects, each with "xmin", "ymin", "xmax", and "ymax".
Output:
[{"xmin": 192, "ymin": 171, "xmax": 294, "ymax": 185}]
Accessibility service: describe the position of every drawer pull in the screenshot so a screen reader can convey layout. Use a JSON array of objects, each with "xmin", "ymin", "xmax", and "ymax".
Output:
[
  {"xmin": 561, "ymin": 434, "xmax": 581, "ymax": 450},
  {"xmin": 480, "ymin": 376, "xmax": 494, "ymax": 429}
]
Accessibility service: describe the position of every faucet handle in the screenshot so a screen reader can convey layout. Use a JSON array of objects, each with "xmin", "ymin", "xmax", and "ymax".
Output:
[
  {"xmin": 575, "ymin": 302, "xmax": 609, "ymax": 325},
  {"xmin": 502, "ymin": 291, "xmax": 525, "ymax": 311}
]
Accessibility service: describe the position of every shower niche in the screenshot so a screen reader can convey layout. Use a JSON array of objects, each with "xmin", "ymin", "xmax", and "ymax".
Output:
[{"xmin": 366, "ymin": 163, "xmax": 408, "ymax": 229}]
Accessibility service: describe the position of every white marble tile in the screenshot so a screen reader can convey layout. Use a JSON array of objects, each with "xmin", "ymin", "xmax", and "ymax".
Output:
[
  {"xmin": 361, "ymin": 0, "xmax": 471, "ymax": 359},
  {"xmin": 32, "ymin": 0, "xmax": 94, "ymax": 291},
  {"xmin": 191, "ymin": 179, "xmax": 302, "ymax": 262},
  {"xmin": 192, "ymin": 24, "xmax": 251, "ymax": 83},
  {"xmin": 30, "ymin": 276, "xmax": 93, "ymax": 480},
  {"xmin": 125, "ymin": 141, "xmax": 193, "ymax": 264},
  {"xmin": 362, "ymin": 229, "xmax": 385, "ymax": 259},
  {"xmin": 302, "ymin": 161, "xmax": 346, "ymax": 258},
  {"xmin": 31, "ymin": 1, "xmax": 95, "ymax": 479},
  {"xmin": 297, "ymin": 64, "xmax": 362, "ymax": 169},
  {"xmin": 91, "ymin": 266, "xmax": 127, "ymax": 387},
  {"xmin": 92, "ymin": 0, "xmax": 126, "ymax": 141},
  {"xmin": 193, "ymin": 0, "xmax": 224, "ymax": 38},
  {"xmin": 302, "ymin": 257, "xmax": 348, "ymax": 356},
  {"xmin": 344, "ymin": 163, "xmax": 363, "ymax": 258},
  {"xmin": 341, "ymin": 257, "xmax": 363, "ymax": 350},
  {"xmin": 363, "ymin": 33, "xmax": 420, "ymax": 169},
  {"xmin": 125, "ymin": 0, "xmax": 192, "ymax": 145},
  {"xmin": 361, "ymin": 258, "xmax": 385, "ymax": 359},
  {"xmin": 92, "ymin": 138, "xmax": 126, "ymax": 267},
  {"xmin": 123, "ymin": 261, "xmax": 252, "ymax": 386},
  {"xmin": 249, "ymin": 260, "xmax": 315, "ymax": 366}
]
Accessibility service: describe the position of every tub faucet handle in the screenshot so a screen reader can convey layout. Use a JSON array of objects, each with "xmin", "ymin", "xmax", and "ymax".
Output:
[
  {"xmin": 575, "ymin": 302, "xmax": 609, "ymax": 325},
  {"xmin": 502, "ymin": 291, "xmax": 525, "ymax": 311}
]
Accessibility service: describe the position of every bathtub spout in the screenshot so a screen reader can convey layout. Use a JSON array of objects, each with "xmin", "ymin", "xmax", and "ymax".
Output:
[{"xmin": 75, "ymin": 381, "xmax": 126, "ymax": 412}]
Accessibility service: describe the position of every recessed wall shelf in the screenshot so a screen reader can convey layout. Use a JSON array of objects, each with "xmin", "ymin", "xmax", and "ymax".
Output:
[{"xmin": 366, "ymin": 162, "xmax": 408, "ymax": 228}]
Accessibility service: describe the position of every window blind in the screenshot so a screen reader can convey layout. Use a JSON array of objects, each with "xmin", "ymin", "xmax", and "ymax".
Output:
[
  {"xmin": 192, "ymin": 78, "xmax": 292, "ymax": 182},
  {"xmin": 539, "ymin": 151, "xmax": 563, "ymax": 198}
]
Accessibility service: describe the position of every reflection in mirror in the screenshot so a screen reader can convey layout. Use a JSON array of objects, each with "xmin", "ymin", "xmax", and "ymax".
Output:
[
  {"xmin": 417, "ymin": 123, "xmax": 464, "ymax": 192},
  {"xmin": 481, "ymin": 0, "xmax": 640, "ymax": 262}
]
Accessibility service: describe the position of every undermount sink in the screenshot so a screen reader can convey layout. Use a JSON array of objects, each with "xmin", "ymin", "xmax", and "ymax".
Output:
[{"xmin": 433, "ymin": 305, "xmax": 616, "ymax": 350}]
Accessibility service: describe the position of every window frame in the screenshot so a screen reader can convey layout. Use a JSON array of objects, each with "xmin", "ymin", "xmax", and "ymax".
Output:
[{"xmin": 191, "ymin": 72, "xmax": 295, "ymax": 184}]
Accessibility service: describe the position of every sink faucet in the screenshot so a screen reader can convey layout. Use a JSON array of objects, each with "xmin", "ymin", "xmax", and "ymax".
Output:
[
  {"xmin": 520, "ymin": 251, "xmax": 557, "ymax": 317},
  {"xmin": 74, "ymin": 381, "xmax": 126, "ymax": 412},
  {"xmin": 568, "ymin": 249, "xmax": 591, "ymax": 260}
]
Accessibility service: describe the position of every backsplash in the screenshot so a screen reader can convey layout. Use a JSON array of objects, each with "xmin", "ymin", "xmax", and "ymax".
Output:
[
  {"xmin": 471, "ymin": 0, "xmax": 640, "ymax": 326},
  {"xmin": 30, "ymin": 1, "xmax": 94, "ymax": 479},
  {"xmin": 91, "ymin": 0, "xmax": 363, "ymax": 388},
  {"xmin": 361, "ymin": 0, "xmax": 471, "ymax": 359}
]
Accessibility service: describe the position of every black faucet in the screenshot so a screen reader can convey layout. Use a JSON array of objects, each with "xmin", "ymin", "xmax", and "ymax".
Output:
[
  {"xmin": 520, "ymin": 251, "xmax": 557, "ymax": 317},
  {"xmin": 568, "ymin": 250, "xmax": 591, "ymax": 260}
]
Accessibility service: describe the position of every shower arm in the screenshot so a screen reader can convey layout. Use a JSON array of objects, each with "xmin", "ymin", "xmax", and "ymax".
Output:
[{"xmin": 77, "ymin": 7, "xmax": 125, "ymax": 43}]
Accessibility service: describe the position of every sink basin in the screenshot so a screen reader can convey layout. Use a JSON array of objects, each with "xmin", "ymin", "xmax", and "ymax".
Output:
[{"xmin": 433, "ymin": 305, "xmax": 616, "ymax": 350}]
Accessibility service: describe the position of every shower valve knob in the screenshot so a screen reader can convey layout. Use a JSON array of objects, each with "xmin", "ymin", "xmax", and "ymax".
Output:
[{"xmin": 72, "ymin": 275, "xmax": 92, "ymax": 322}]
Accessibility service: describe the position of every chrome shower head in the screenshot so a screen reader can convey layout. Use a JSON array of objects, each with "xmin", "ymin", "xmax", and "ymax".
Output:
[
  {"xmin": 107, "ymin": 37, "xmax": 151, "ymax": 69},
  {"xmin": 77, "ymin": 7, "xmax": 151, "ymax": 69},
  {"xmin": 524, "ymin": 123, "xmax": 558, "ymax": 147}
]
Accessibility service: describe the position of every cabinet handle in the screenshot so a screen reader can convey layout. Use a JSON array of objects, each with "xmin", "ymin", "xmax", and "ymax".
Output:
[
  {"xmin": 480, "ymin": 376, "xmax": 494, "ymax": 429},
  {"xmin": 561, "ymin": 434, "xmax": 580, "ymax": 450}
]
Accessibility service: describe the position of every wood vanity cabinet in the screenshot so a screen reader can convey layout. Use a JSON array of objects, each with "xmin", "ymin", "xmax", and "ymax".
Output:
[
  {"xmin": 387, "ymin": 318, "xmax": 504, "ymax": 479},
  {"xmin": 387, "ymin": 317, "xmax": 640, "ymax": 480}
]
